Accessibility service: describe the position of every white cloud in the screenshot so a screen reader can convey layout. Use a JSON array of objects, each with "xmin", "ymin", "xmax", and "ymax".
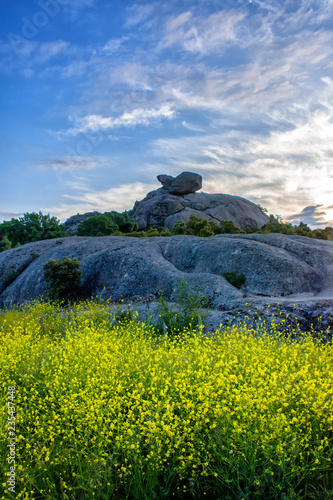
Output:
[
  {"xmin": 0, "ymin": 38, "xmax": 72, "ymax": 75},
  {"xmin": 182, "ymin": 120, "xmax": 205, "ymax": 131},
  {"xmin": 60, "ymin": 105, "xmax": 176, "ymax": 136},
  {"xmin": 165, "ymin": 11, "xmax": 192, "ymax": 32},
  {"xmin": 0, "ymin": 212, "xmax": 23, "ymax": 222},
  {"xmin": 159, "ymin": 9, "xmax": 246, "ymax": 53},
  {"xmin": 124, "ymin": 3, "xmax": 155, "ymax": 28},
  {"xmin": 34, "ymin": 40, "xmax": 70, "ymax": 63},
  {"xmin": 102, "ymin": 37, "xmax": 129, "ymax": 54},
  {"xmin": 148, "ymin": 96, "xmax": 333, "ymax": 225},
  {"xmin": 49, "ymin": 182, "xmax": 157, "ymax": 221}
]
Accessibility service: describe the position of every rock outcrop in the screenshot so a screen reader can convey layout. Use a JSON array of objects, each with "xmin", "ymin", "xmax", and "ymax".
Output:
[
  {"xmin": 133, "ymin": 189, "xmax": 270, "ymax": 231},
  {"xmin": 64, "ymin": 211, "xmax": 101, "ymax": 233},
  {"xmin": 157, "ymin": 171, "xmax": 202, "ymax": 194},
  {"xmin": 63, "ymin": 172, "xmax": 269, "ymax": 233},
  {"xmin": 0, "ymin": 234, "xmax": 332, "ymax": 332}
]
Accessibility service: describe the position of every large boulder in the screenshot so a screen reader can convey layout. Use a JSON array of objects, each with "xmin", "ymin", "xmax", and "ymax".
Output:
[
  {"xmin": 157, "ymin": 171, "xmax": 202, "ymax": 195},
  {"xmin": 133, "ymin": 189, "xmax": 270, "ymax": 231},
  {"xmin": 63, "ymin": 172, "xmax": 269, "ymax": 233},
  {"xmin": 0, "ymin": 234, "xmax": 332, "ymax": 331}
]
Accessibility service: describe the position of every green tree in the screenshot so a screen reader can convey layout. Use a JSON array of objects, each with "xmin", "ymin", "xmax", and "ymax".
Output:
[
  {"xmin": 294, "ymin": 221, "xmax": 312, "ymax": 237},
  {"xmin": 311, "ymin": 229, "xmax": 328, "ymax": 240},
  {"xmin": 323, "ymin": 227, "xmax": 333, "ymax": 240},
  {"xmin": 0, "ymin": 212, "xmax": 66, "ymax": 247},
  {"xmin": 0, "ymin": 235, "xmax": 12, "ymax": 252},
  {"xmin": 76, "ymin": 211, "xmax": 137, "ymax": 237},
  {"xmin": 43, "ymin": 257, "xmax": 82, "ymax": 304},
  {"xmin": 77, "ymin": 214, "xmax": 118, "ymax": 236},
  {"xmin": 105, "ymin": 211, "xmax": 137, "ymax": 233},
  {"xmin": 261, "ymin": 215, "xmax": 295, "ymax": 235}
]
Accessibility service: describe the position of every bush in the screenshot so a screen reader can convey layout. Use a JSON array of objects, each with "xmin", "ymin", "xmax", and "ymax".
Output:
[
  {"xmin": 219, "ymin": 219, "xmax": 245, "ymax": 234},
  {"xmin": 223, "ymin": 271, "xmax": 246, "ymax": 289},
  {"xmin": 43, "ymin": 257, "xmax": 82, "ymax": 304},
  {"xmin": 261, "ymin": 214, "xmax": 295, "ymax": 235},
  {"xmin": 172, "ymin": 215, "xmax": 244, "ymax": 237},
  {"xmin": 76, "ymin": 214, "xmax": 118, "ymax": 237},
  {"xmin": 156, "ymin": 277, "xmax": 209, "ymax": 335}
]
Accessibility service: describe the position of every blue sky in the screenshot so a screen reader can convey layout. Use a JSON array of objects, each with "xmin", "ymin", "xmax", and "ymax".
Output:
[{"xmin": 1, "ymin": 0, "xmax": 333, "ymax": 227}]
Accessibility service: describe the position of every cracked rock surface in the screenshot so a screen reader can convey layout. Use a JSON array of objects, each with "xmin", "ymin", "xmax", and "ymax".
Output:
[
  {"xmin": 0, "ymin": 234, "xmax": 332, "ymax": 331},
  {"xmin": 133, "ymin": 190, "xmax": 270, "ymax": 230}
]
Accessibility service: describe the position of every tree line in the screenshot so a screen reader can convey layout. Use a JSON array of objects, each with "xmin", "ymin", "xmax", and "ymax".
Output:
[{"xmin": 0, "ymin": 210, "xmax": 332, "ymax": 252}]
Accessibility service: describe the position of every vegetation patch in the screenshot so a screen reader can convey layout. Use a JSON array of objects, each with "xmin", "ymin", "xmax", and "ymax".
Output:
[
  {"xmin": 0, "ymin": 300, "xmax": 332, "ymax": 499},
  {"xmin": 223, "ymin": 271, "xmax": 246, "ymax": 289},
  {"xmin": 156, "ymin": 278, "xmax": 210, "ymax": 335},
  {"xmin": 0, "ymin": 210, "xmax": 333, "ymax": 254},
  {"xmin": 43, "ymin": 257, "xmax": 82, "ymax": 305}
]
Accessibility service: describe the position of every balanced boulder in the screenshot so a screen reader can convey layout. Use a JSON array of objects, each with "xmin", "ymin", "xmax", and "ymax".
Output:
[
  {"xmin": 157, "ymin": 171, "xmax": 202, "ymax": 195},
  {"xmin": 133, "ymin": 172, "xmax": 270, "ymax": 231}
]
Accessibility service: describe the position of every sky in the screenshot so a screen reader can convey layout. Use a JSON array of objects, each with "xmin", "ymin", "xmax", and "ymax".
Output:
[{"xmin": 1, "ymin": 0, "xmax": 333, "ymax": 227}]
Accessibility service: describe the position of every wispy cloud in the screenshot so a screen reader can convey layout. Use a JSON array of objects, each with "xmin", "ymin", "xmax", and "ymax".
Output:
[
  {"xmin": 59, "ymin": 105, "xmax": 176, "ymax": 136},
  {"xmin": 32, "ymin": 156, "xmax": 104, "ymax": 171},
  {"xmin": 182, "ymin": 120, "xmax": 205, "ymax": 132},
  {"xmin": 2, "ymin": 0, "xmax": 333, "ymax": 226},
  {"xmin": 102, "ymin": 36, "xmax": 129, "ymax": 54},
  {"xmin": 124, "ymin": 3, "xmax": 156, "ymax": 28},
  {"xmin": 49, "ymin": 182, "xmax": 157, "ymax": 221},
  {"xmin": 0, "ymin": 38, "xmax": 73, "ymax": 75},
  {"xmin": 0, "ymin": 212, "xmax": 23, "ymax": 222},
  {"xmin": 288, "ymin": 205, "xmax": 333, "ymax": 228},
  {"xmin": 159, "ymin": 10, "xmax": 246, "ymax": 53}
]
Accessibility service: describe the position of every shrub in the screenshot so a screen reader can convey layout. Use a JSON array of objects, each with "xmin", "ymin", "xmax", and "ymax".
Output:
[
  {"xmin": 172, "ymin": 215, "xmax": 244, "ymax": 237},
  {"xmin": 223, "ymin": 271, "xmax": 246, "ymax": 289},
  {"xmin": 219, "ymin": 219, "xmax": 245, "ymax": 234},
  {"xmin": 43, "ymin": 257, "xmax": 82, "ymax": 304},
  {"xmin": 261, "ymin": 214, "xmax": 295, "ymax": 235},
  {"xmin": 156, "ymin": 277, "xmax": 209, "ymax": 335}
]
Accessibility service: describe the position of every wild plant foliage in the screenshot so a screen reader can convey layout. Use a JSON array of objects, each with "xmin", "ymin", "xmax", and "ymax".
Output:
[
  {"xmin": 0, "ymin": 300, "xmax": 332, "ymax": 499},
  {"xmin": 43, "ymin": 257, "xmax": 82, "ymax": 305}
]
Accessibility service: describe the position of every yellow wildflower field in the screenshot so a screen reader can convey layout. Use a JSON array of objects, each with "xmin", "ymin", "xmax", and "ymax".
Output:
[{"xmin": 0, "ymin": 301, "xmax": 332, "ymax": 499}]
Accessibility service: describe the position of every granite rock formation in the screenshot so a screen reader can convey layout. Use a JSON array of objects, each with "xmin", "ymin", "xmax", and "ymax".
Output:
[
  {"xmin": 133, "ymin": 189, "xmax": 270, "ymax": 231},
  {"xmin": 157, "ymin": 171, "xmax": 202, "ymax": 194},
  {"xmin": 63, "ymin": 172, "xmax": 269, "ymax": 233},
  {"xmin": 1, "ymin": 234, "xmax": 332, "ymax": 332}
]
